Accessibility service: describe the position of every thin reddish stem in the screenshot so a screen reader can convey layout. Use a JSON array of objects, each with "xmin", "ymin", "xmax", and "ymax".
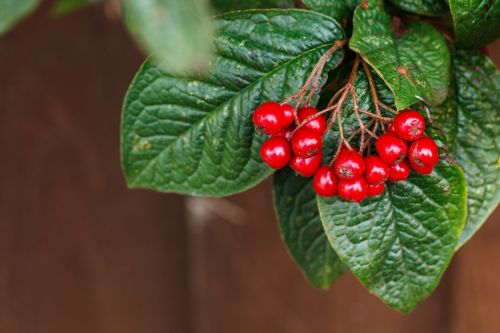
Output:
[{"xmin": 378, "ymin": 101, "xmax": 398, "ymax": 115}]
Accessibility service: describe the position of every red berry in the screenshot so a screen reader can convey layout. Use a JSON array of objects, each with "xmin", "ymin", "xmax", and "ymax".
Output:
[
  {"xmin": 291, "ymin": 128, "xmax": 322, "ymax": 158},
  {"xmin": 367, "ymin": 182, "xmax": 385, "ymax": 197},
  {"xmin": 290, "ymin": 152, "xmax": 322, "ymax": 178},
  {"xmin": 338, "ymin": 178, "xmax": 368, "ymax": 202},
  {"xmin": 313, "ymin": 166, "xmax": 338, "ymax": 196},
  {"xmin": 334, "ymin": 151, "xmax": 365, "ymax": 180},
  {"xmin": 410, "ymin": 161, "xmax": 434, "ymax": 175},
  {"xmin": 298, "ymin": 106, "xmax": 327, "ymax": 135},
  {"xmin": 393, "ymin": 110, "xmax": 425, "ymax": 141},
  {"xmin": 364, "ymin": 155, "xmax": 390, "ymax": 184},
  {"xmin": 260, "ymin": 137, "xmax": 291, "ymax": 169},
  {"xmin": 376, "ymin": 133, "xmax": 408, "ymax": 165},
  {"xmin": 388, "ymin": 160, "xmax": 411, "ymax": 181},
  {"xmin": 340, "ymin": 146, "xmax": 351, "ymax": 154},
  {"xmin": 409, "ymin": 137, "xmax": 439, "ymax": 167},
  {"xmin": 274, "ymin": 126, "xmax": 294, "ymax": 141},
  {"xmin": 336, "ymin": 145, "xmax": 355, "ymax": 157},
  {"xmin": 387, "ymin": 121, "xmax": 396, "ymax": 135},
  {"xmin": 253, "ymin": 102, "xmax": 286, "ymax": 135},
  {"xmin": 281, "ymin": 104, "xmax": 295, "ymax": 128}
]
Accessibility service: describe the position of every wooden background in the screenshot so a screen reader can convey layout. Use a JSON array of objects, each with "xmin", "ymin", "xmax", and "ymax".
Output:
[{"xmin": 0, "ymin": 2, "xmax": 498, "ymax": 332}]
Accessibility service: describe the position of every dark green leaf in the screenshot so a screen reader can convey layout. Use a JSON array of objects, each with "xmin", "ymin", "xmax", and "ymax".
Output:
[
  {"xmin": 450, "ymin": 0, "xmax": 500, "ymax": 48},
  {"xmin": 349, "ymin": 0, "xmax": 450, "ymax": 110},
  {"xmin": 121, "ymin": 10, "xmax": 345, "ymax": 196},
  {"xmin": 273, "ymin": 168, "xmax": 346, "ymax": 289},
  {"xmin": 52, "ymin": 0, "xmax": 98, "ymax": 16},
  {"xmin": 387, "ymin": 0, "xmax": 448, "ymax": 17},
  {"xmin": 0, "ymin": 0, "xmax": 40, "ymax": 35},
  {"xmin": 318, "ymin": 159, "xmax": 467, "ymax": 313},
  {"xmin": 431, "ymin": 50, "xmax": 500, "ymax": 247},
  {"xmin": 302, "ymin": 0, "xmax": 359, "ymax": 25},
  {"xmin": 212, "ymin": 0, "xmax": 293, "ymax": 12},
  {"xmin": 122, "ymin": 0, "xmax": 214, "ymax": 74}
]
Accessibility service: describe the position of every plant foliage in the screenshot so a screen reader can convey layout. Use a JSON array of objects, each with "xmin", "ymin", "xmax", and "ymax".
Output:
[{"xmin": 118, "ymin": 0, "xmax": 499, "ymax": 313}]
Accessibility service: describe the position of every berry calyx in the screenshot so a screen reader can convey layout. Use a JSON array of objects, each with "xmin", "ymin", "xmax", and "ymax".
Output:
[
  {"xmin": 290, "ymin": 152, "xmax": 322, "ymax": 178},
  {"xmin": 393, "ymin": 110, "xmax": 425, "ymax": 141},
  {"xmin": 260, "ymin": 137, "xmax": 291, "ymax": 169},
  {"xmin": 410, "ymin": 161, "xmax": 434, "ymax": 175},
  {"xmin": 367, "ymin": 182, "xmax": 385, "ymax": 197},
  {"xmin": 364, "ymin": 155, "xmax": 390, "ymax": 184},
  {"xmin": 388, "ymin": 160, "xmax": 411, "ymax": 181},
  {"xmin": 291, "ymin": 128, "xmax": 322, "ymax": 158},
  {"xmin": 298, "ymin": 106, "xmax": 327, "ymax": 135},
  {"xmin": 376, "ymin": 133, "xmax": 408, "ymax": 165},
  {"xmin": 313, "ymin": 166, "xmax": 338, "ymax": 196},
  {"xmin": 338, "ymin": 178, "xmax": 368, "ymax": 202},
  {"xmin": 281, "ymin": 103, "xmax": 295, "ymax": 128},
  {"xmin": 253, "ymin": 102, "xmax": 287, "ymax": 135},
  {"xmin": 334, "ymin": 151, "xmax": 365, "ymax": 180},
  {"xmin": 409, "ymin": 137, "xmax": 439, "ymax": 167}
]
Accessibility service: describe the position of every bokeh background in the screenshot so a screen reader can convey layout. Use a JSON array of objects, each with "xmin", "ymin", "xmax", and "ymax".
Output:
[{"xmin": 0, "ymin": 2, "xmax": 499, "ymax": 332}]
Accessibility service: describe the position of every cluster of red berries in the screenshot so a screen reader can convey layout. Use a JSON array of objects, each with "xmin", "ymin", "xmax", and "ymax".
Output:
[
  {"xmin": 254, "ymin": 104, "xmax": 439, "ymax": 203},
  {"xmin": 253, "ymin": 101, "xmax": 326, "ymax": 176}
]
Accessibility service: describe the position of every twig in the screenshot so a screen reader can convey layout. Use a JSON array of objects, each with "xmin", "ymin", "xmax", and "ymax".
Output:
[
  {"xmin": 378, "ymin": 101, "xmax": 398, "ymax": 115},
  {"xmin": 281, "ymin": 40, "xmax": 347, "ymax": 123},
  {"xmin": 356, "ymin": 109, "xmax": 392, "ymax": 121}
]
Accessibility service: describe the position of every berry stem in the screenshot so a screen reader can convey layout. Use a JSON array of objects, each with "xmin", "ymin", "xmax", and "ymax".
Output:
[
  {"xmin": 291, "ymin": 106, "xmax": 333, "ymax": 134},
  {"xmin": 361, "ymin": 59, "xmax": 388, "ymax": 133},
  {"xmin": 327, "ymin": 85, "xmax": 348, "ymax": 108},
  {"xmin": 326, "ymin": 56, "xmax": 362, "ymax": 164},
  {"xmin": 356, "ymin": 109, "xmax": 392, "ymax": 121},
  {"xmin": 350, "ymin": 86, "xmax": 366, "ymax": 151},
  {"xmin": 281, "ymin": 40, "xmax": 347, "ymax": 123},
  {"xmin": 346, "ymin": 119, "xmax": 376, "ymax": 143},
  {"xmin": 378, "ymin": 101, "xmax": 398, "ymax": 115}
]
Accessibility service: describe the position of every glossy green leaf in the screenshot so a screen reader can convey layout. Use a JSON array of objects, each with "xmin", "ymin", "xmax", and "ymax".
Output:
[
  {"xmin": 122, "ymin": 0, "xmax": 214, "ymax": 74},
  {"xmin": 318, "ymin": 160, "xmax": 467, "ymax": 313},
  {"xmin": 52, "ymin": 0, "xmax": 98, "ymax": 16},
  {"xmin": 450, "ymin": 0, "xmax": 500, "ymax": 48},
  {"xmin": 212, "ymin": 0, "xmax": 293, "ymax": 12},
  {"xmin": 0, "ymin": 0, "xmax": 40, "ymax": 35},
  {"xmin": 431, "ymin": 50, "xmax": 500, "ymax": 248},
  {"xmin": 387, "ymin": 0, "xmax": 448, "ymax": 17},
  {"xmin": 302, "ymin": 0, "xmax": 359, "ymax": 25},
  {"xmin": 349, "ymin": 0, "xmax": 450, "ymax": 110},
  {"xmin": 273, "ymin": 168, "xmax": 346, "ymax": 289},
  {"xmin": 121, "ymin": 10, "xmax": 345, "ymax": 196}
]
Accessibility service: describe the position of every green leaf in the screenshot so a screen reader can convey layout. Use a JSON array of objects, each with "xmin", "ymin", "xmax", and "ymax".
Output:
[
  {"xmin": 318, "ymin": 160, "xmax": 467, "ymax": 313},
  {"xmin": 302, "ymin": 0, "xmax": 360, "ymax": 25},
  {"xmin": 52, "ymin": 0, "xmax": 98, "ymax": 16},
  {"xmin": 121, "ymin": 10, "xmax": 345, "ymax": 196},
  {"xmin": 273, "ymin": 168, "xmax": 346, "ymax": 289},
  {"xmin": 450, "ymin": 0, "xmax": 500, "ymax": 48},
  {"xmin": 122, "ymin": 0, "xmax": 215, "ymax": 74},
  {"xmin": 349, "ymin": 0, "xmax": 450, "ymax": 110},
  {"xmin": 431, "ymin": 50, "xmax": 500, "ymax": 248},
  {"xmin": 0, "ymin": 0, "xmax": 40, "ymax": 35},
  {"xmin": 387, "ymin": 0, "xmax": 448, "ymax": 17},
  {"xmin": 212, "ymin": 0, "xmax": 293, "ymax": 12}
]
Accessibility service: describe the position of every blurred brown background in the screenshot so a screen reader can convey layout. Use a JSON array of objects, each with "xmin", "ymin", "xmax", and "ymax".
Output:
[{"xmin": 0, "ymin": 2, "xmax": 499, "ymax": 333}]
